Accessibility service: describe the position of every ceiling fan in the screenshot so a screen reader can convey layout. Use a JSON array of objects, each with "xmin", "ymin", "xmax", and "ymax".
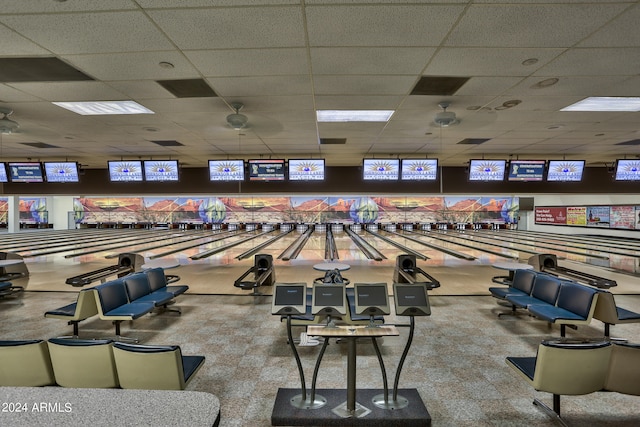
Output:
[
  {"xmin": 433, "ymin": 102, "xmax": 459, "ymax": 128},
  {"xmin": 0, "ymin": 107, "xmax": 20, "ymax": 134},
  {"xmin": 226, "ymin": 102, "xmax": 249, "ymax": 130}
]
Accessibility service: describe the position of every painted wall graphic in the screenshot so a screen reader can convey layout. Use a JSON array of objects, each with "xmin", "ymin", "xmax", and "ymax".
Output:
[
  {"xmin": 73, "ymin": 196, "xmax": 519, "ymax": 225},
  {"xmin": 0, "ymin": 197, "xmax": 7, "ymax": 223},
  {"xmin": 21, "ymin": 197, "xmax": 48, "ymax": 223}
]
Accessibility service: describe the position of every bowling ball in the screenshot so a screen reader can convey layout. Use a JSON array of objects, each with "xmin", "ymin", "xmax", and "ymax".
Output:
[
  {"xmin": 198, "ymin": 197, "xmax": 226, "ymax": 223},
  {"xmin": 349, "ymin": 197, "xmax": 379, "ymax": 224}
]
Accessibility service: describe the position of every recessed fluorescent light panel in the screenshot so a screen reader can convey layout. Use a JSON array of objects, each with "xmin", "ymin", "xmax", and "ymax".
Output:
[
  {"xmin": 317, "ymin": 110, "xmax": 394, "ymax": 122},
  {"xmin": 52, "ymin": 100, "xmax": 154, "ymax": 115},
  {"xmin": 561, "ymin": 97, "xmax": 640, "ymax": 112}
]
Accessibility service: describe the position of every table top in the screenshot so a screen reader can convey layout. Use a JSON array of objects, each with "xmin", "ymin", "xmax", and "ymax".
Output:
[
  {"xmin": 141, "ymin": 260, "xmax": 181, "ymax": 270},
  {"xmin": 313, "ymin": 262, "xmax": 351, "ymax": 272},
  {"xmin": 492, "ymin": 262, "xmax": 534, "ymax": 271},
  {"xmin": 0, "ymin": 259, "xmax": 24, "ymax": 266},
  {"xmin": 308, "ymin": 325, "xmax": 399, "ymax": 338}
]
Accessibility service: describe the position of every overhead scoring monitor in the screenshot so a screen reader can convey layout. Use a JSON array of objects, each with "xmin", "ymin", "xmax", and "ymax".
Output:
[
  {"xmin": 614, "ymin": 159, "xmax": 640, "ymax": 181},
  {"xmin": 393, "ymin": 283, "xmax": 431, "ymax": 316},
  {"xmin": 8, "ymin": 162, "xmax": 44, "ymax": 183},
  {"xmin": 401, "ymin": 158, "xmax": 438, "ymax": 181},
  {"xmin": 354, "ymin": 283, "xmax": 390, "ymax": 316},
  {"xmin": 0, "ymin": 163, "xmax": 7, "ymax": 183},
  {"xmin": 248, "ymin": 159, "xmax": 285, "ymax": 181},
  {"xmin": 363, "ymin": 158, "xmax": 399, "ymax": 180},
  {"xmin": 468, "ymin": 159, "xmax": 506, "ymax": 181},
  {"xmin": 507, "ymin": 160, "xmax": 545, "ymax": 182},
  {"xmin": 288, "ymin": 159, "xmax": 325, "ymax": 181},
  {"xmin": 546, "ymin": 160, "xmax": 585, "ymax": 182},
  {"xmin": 272, "ymin": 283, "xmax": 307, "ymax": 315},
  {"xmin": 143, "ymin": 160, "xmax": 179, "ymax": 182},
  {"xmin": 311, "ymin": 283, "xmax": 347, "ymax": 316},
  {"xmin": 209, "ymin": 160, "xmax": 245, "ymax": 181},
  {"xmin": 108, "ymin": 160, "xmax": 143, "ymax": 182}
]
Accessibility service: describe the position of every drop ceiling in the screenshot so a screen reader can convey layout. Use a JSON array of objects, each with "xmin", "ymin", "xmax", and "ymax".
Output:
[{"xmin": 0, "ymin": 0, "xmax": 638, "ymax": 168}]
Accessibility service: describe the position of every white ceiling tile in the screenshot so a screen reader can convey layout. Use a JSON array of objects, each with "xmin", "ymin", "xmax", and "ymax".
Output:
[
  {"xmin": 446, "ymin": 4, "xmax": 628, "ymax": 47},
  {"xmin": 63, "ymin": 52, "xmax": 199, "ymax": 81},
  {"xmin": 426, "ymin": 48, "xmax": 565, "ymax": 77},
  {"xmin": 1, "ymin": 11, "xmax": 174, "ymax": 54},
  {"xmin": 207, "ymin": 76, "xmax": 312, "ymax": 97},
  {"xmin": 578, "ymin": 4, "xmax": 640, "ymax": 47},
  {"xmin": 186, "ymin": 49, "xmax": 309, "ymax": 77},
  {"xmin": 534, "ymin": 48, "xmax": 640, "ymax": 76},
  {"xmin": 305, "ymin": 4, "xmax": 466, "ymax": 47},
  {"xmin": 313, "ymin": 76, "xmax": 416, "ymax": 96},
  {"xmin": 311, "ymin": 47, "xmax": 435, "ymax": 75},
  {"xmin": 7, "ymin": 81, "xmax": 128, "ymax": 102},
  {"xmin": 147, "ymin": 7, "xmax": 305, "ymax": 50}
]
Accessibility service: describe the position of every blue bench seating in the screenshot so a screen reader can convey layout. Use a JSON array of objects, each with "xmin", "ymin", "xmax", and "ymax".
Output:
[
  {"xmin": 0, "ymin": 280, "xmax": 24, "ymax": 297},
  {"xmin": 44, "ymin": 289, "xmax": 98, "ymax": 338},
  {"xmin": 527, "ymin": 281, "xmax": 599, "ymax": 337},
  {"xmin": 113, "ymin": 342, "xmax": 205, "ymax": 390},
  {"xmin": 0, "ymin": 339, "xmax": 55, "ymax": 386},
  {"xmin": 146, "ymin": 267, "xmax": 188, "ymax": 297},
  {"xmin": 496, "ymin": 272, "xmax": 600, "ymax": 337},
  {"xmin": 93, "ymin": 279, "xmax": 156, "ymax": 341},
  {"xmin": 505, "ymin": 273, "xmax": 562, "ymax": 310},
  {"xmin": 47, "ymin": 338, "xmax": 119, "ymax": 388},
  {"xmin": 506, "ymin": 340, "xmax": 640, "ymax": 424},
  {"xmin": 489, "ymin": 269, "xmax": 537, "ymax": 316},
  {"xmin": 124, "ymin": 272, "xmax": 179, "ymax": 314}
]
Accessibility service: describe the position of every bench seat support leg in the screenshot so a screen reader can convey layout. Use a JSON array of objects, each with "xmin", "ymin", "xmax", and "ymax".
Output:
[{"xmin": 533, "ymin": 395, "xmax": 568, "ymax": 427}]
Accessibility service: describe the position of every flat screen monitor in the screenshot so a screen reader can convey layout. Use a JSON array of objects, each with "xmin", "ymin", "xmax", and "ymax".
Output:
[
  {"xmin": 507, "ymin": 160, "xmax": 545, "ymax": 182},
  {"xmin": 44, "ymin": 162, "xmax": 79, "ymax": 183},
  {"xmin": 546, "ymin": 160, "xmax": 585, "ymax": 182},
  {"xmin": 143, "ymin": 160, "xmax": 179, "ymax": 182},
  {"xmin": 272, "ymin": 283, "xmax": 307, "ymax": 315},
  {"xmin": 209, "ymin": 160, "xmax": 245, "ymax": 181},
  {"xmin": 363, "ymin": 158, "xmax": 399, "ymax": 180},
  {"xmin": 0, "ymin": 163, "xmax": 7, "ymax": 183},
  {"xmin": 108, "ymin": 160, "xmax": 143, "ymax": 182},
  {"xmin": 614, "ymin": 159, "xmax": 640, "ymax": 181},
  {"xmin": 8, "ymin": 162, "xmax": 44, "ymax": 183},
  {"xmin": 468, "ymin": 159, "xmax": 506, "ymax": 181},
  {"xmin": 393, "ymin": 283, "xmax": 431, "ymax": 316},
  {"xmin": 248, "ymin": 159, "xmax": 285, "ymax": 181},
  {"xmin": 400, "ymin": 158, "xmax": 438, "ymax": 181},
  {"xmin": 288, "ymin": 159, "xmax": 325, "ymax": 181},
  {"xmin": 311, "ymin": 283, "xmax": 347, "ymax": 316},
  {"xmin": 354, "ymin": 283, "xmax": 390, "ymax": 316}
]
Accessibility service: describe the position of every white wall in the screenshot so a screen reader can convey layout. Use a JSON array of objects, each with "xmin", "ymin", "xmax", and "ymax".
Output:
[{"xmin": 527, "ymin": 194, "xmax": 640, "ymax": 238}]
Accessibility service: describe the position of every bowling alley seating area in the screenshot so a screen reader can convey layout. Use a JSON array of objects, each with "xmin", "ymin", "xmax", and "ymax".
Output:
[
  {"xmin": 490, "ymin": 269, "xmax": 600, "ymax": 337},
  {"xmin": 506, "ymin": 339, "xmax": 640, "ymax": 425},
  {"xmin": 45, "ymin": 268, "xmax": 188, "ymax": 341}
]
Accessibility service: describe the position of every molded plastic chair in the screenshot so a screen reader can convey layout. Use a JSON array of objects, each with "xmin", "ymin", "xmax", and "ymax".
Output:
[
  {"xmin": 604, "ymin": 342, "xmax": 640, "ymax": 396},
  {"xmin": 593, "ymin": 291, "xmax": 640, "ymax": 338},
  {"xmin": 113, "ymin": 342, "xmax": 205, "ymax": 390},
  {"xmin": 506, "ymin": 340, "xmax": 611, "ymax": 424},
  {"xmin": 47, "ymin": 338, "xmax": 119, "ymax": 388},
  {"xmin": 44, "ymin": 289, "xmax": 98, "ymax": 338},
  {"xmin": 0, "ymin": 340, "xmax": 55, "ymax": 386}
]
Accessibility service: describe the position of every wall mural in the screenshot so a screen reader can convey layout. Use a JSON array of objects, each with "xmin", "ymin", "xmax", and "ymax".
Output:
[
  {"xmin": 0, "ymin": 197, "xmax": 47, "ymax": 223},
  {"xmin": 73, "ymin": 196, "xmax": 519, "ymax": 225}
]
